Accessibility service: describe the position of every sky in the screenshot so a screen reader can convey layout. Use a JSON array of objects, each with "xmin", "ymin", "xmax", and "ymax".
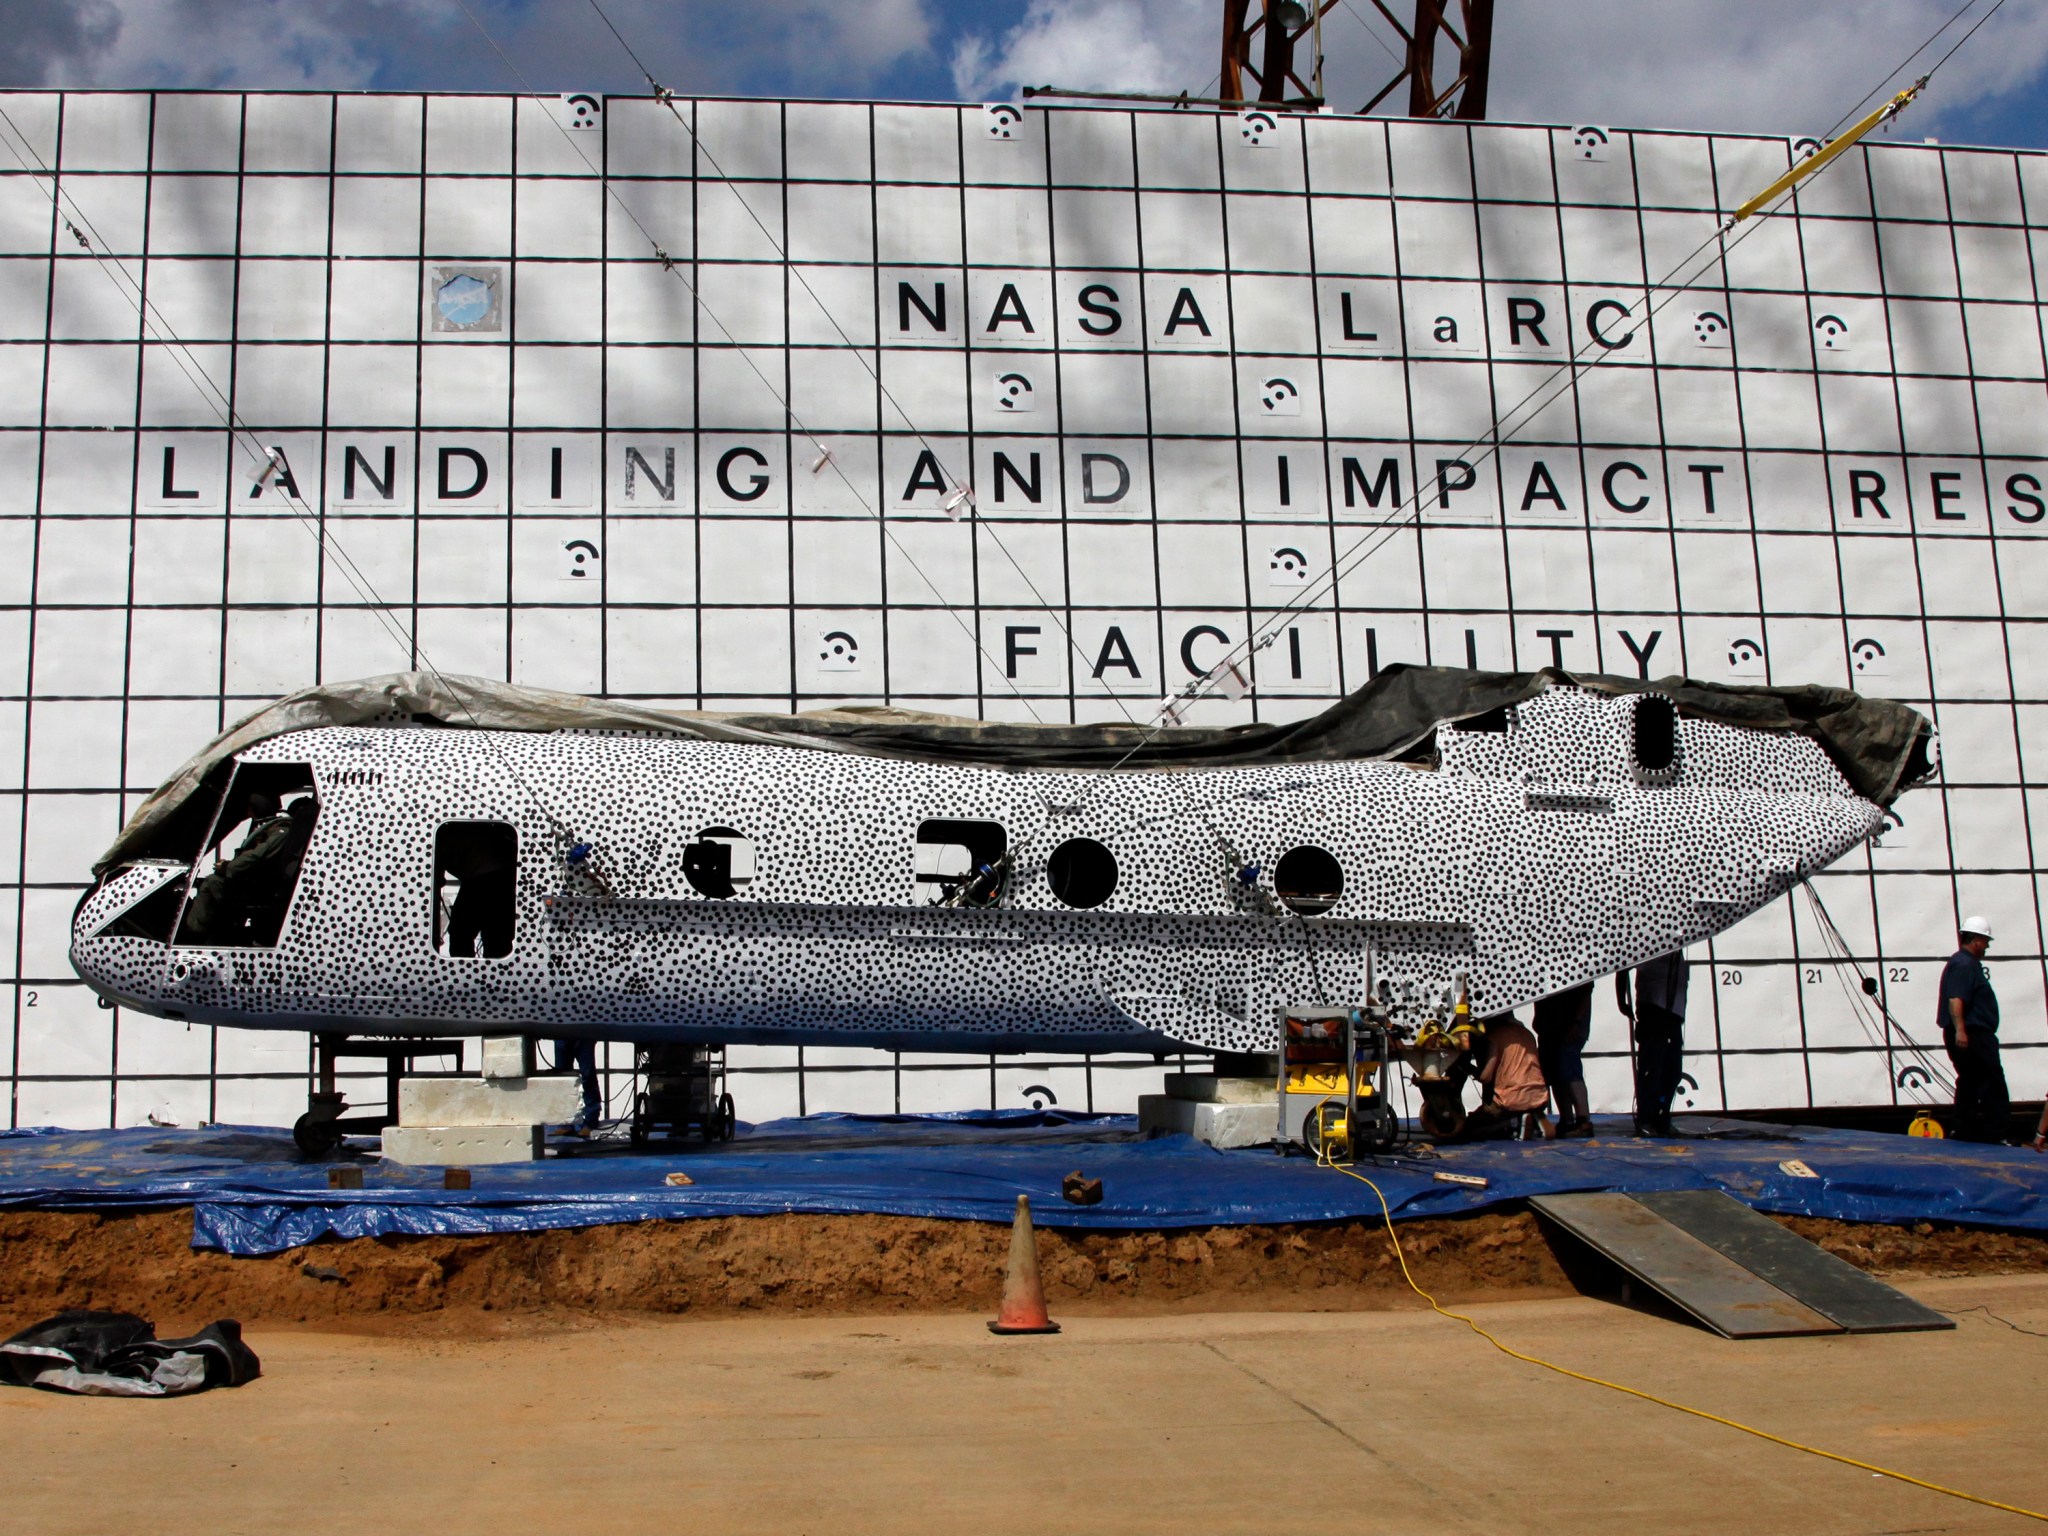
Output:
[{"xmin": 1, "ymin": 0, "xmax": 2046, "ymax": 152}]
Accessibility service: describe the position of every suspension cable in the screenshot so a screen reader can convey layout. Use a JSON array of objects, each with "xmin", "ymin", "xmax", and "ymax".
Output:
[
  {"xmin": 572, "ymin": 0, "xmax": 1134, "ymax": 722},
  {"xmin": 0, "ymin": 104, "xmax": 580, "ymax": 840},
  {"xmin": 1800, "ymin": 878, "xmax": 1954, "ymax": 1098},
  {"xmin": 452, "ymin": 0, "xmax": 1078, "ymax": 724}
]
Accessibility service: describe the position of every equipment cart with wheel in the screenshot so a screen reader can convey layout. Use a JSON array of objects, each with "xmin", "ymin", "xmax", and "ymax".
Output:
[
  {"xmin": 1278, "ymin": 1006, "xmax": 1400, "ymax": 1159},
  {"xmin": 629, "ymin": 1043, "xmax": 736, "ymax": 1145}
]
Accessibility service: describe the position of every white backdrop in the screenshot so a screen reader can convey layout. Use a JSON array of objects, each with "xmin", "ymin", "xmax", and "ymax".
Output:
[{"xmin": 0, "ymin": 87, "xmax": 2042, "ymax": 1128}]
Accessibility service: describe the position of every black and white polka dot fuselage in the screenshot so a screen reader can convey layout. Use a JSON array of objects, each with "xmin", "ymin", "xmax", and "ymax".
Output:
[{"xmin": 71, "ymin": 683, "xmax": 1885, "ymax": 1054}]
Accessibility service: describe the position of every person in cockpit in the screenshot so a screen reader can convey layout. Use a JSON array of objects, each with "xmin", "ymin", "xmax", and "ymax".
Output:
[{"xmin": 181, "ymin": 795, "xmax": 317, "ymax": 946}]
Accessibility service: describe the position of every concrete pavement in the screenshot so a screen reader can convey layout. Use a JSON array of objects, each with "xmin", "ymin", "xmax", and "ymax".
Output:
[{"xmin": 5, "ymin": 1275, "xmax": 2046, "ymax": 1534}]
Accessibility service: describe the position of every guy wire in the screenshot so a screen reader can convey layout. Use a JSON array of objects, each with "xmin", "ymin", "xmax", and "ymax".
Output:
[
  {"xmin": 0, "ymin": 104, "xmax": 580, "ymax": 839},
  {"xmin": 458, "ymin": 0, "xmax": 1135, "ymax": 726},
  {"xmin": 567, "ymin": 0, "xmax": 1138, "ymax": 724}
]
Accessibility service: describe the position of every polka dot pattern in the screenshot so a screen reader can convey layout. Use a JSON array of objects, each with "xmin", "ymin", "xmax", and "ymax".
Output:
[{"xmin": 71, "ymin": 684, "xmax": 1885, "ymax": 1054}]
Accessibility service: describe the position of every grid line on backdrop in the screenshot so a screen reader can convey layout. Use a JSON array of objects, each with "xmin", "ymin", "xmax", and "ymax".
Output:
[{"xmin": 0, "ymin": 89, "xmax": 2044, "ymax": 1126}]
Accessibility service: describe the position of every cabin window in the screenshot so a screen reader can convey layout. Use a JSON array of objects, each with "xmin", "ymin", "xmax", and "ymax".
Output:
[
  {"xmin": 1047, "ymin": 837, "xmax": 1118, "ymax": 909},
  {"xmin": 435, "ymin": 821, "xmax": 517, "ymax": 959},
  {"xmin": 683, "ymin": 826, "xmax": 756, "ymax": 899},
  {"xmin": 174, "ymin": 763, "xmax": 319, "ymax": 948},
  {"xmin": 914, "ymin": 819, "xmax": 1007, "ymax": 907},
  {"xmin": 1631, "ymin": 694, "xmax": 1679, "ymax": 778},
  {"xmin": 1274, "ymin": 844, "xmax": 1343, "ymax": 917}
]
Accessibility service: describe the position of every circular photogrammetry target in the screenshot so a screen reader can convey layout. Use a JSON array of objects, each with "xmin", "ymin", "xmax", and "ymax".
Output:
[
  {"xmin": 1046, "ymin": 837, "xmax": 1118, "ymax": 909},
  {"xmin": 1274, "ymin": 844, "xmax": 1343, "ymax": 917}
]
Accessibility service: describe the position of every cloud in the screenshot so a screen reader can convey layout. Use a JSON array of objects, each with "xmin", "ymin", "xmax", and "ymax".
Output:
[
  {"xmin": 8, "ymin": 0, "xmax": 2044, "ymax": 152},
  {"xmin": 2, "ymin": 0, "xmax": 940, "ymax": 96},
  {"xmin": 948, "ymin": 0, "xmax": 2048, "ymax": 144},
  {"xmin": 0, "ymin": 0, "xmax": 121, "ymax": 86},
  {"xmin": 6, "ymin": 0, "xmax": 463, "ymax": 90},
  {"xmin": 952, "ymin": 0, "xmax": 1213, "ymax": 101}
]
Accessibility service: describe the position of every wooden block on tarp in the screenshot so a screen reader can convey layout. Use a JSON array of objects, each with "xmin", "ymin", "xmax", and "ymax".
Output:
[{"xmin": 1137, "ymin": 1094, "xmax": 1277, "ymax": 1149}]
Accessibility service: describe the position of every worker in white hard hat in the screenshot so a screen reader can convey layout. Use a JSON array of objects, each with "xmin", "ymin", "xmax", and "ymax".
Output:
[{"xmin": 1940, "ymin": 915, "xmax": 2009, "ymax": 1143}]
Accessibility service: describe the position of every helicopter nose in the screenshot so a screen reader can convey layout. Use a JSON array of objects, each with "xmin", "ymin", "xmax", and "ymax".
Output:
[{"xmin": 68, "ymin": 862, "xmax": 188, "ymax": 1004}]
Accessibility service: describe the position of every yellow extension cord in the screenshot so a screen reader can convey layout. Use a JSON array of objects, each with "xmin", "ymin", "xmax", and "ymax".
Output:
[{"xmin": 1331, "ymin": 1163, "xmax": 2048, "ymax": 1524}]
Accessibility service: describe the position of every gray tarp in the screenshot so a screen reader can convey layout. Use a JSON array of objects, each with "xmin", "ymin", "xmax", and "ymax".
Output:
[{"xmin": 94, "ymin": 665, "xmax": 1934, "ymax": 876}]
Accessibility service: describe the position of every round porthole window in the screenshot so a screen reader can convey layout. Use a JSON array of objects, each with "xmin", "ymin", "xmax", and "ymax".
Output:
[
  {"xmin": 1274, "ymin": 845, "xmax": 1343, "ymax": 916},
  {"xmin": 1046, "ymin": 837, "xmax": 1118, "ymax": 909},
  {"xmin": 683, "ymin": 827, "xmax": 755, "ymax": 899}
]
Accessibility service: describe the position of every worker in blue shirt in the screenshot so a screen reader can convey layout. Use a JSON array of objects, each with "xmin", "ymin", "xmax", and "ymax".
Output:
[
  {"xmin": 551, "ymin": 1039, "xmax": 603, "ymax": 1135},
  {"xmin": 1533, "ymin": 981, "xmax": 1595, "ymax": 1138},
  {"xmin": 1940, "ymin": 915, "xmax": 2008, "ymax": 1143}
]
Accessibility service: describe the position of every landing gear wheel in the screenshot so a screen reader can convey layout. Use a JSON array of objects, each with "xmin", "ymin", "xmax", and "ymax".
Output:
[
  {"xmin": 717, "ymin": 1093, "xmax": 737, "ymax": 1142},
  {"xmin": 293, "ymin": 1111, "xmax": 343, "ymax": 1158},
  {"xmin": 1418, "ymin": 1089, "xmax": 1466, "ymax": 1142},
  {"xmin": 1356, "ymin": 1097, "xmax": 1399, "ymax": 1154}
]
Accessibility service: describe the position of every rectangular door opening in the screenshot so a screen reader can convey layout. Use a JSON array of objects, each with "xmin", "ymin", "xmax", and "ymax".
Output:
[{"xmin": 436, "ymin": 820, "xmax": 518, "ymax": 958}]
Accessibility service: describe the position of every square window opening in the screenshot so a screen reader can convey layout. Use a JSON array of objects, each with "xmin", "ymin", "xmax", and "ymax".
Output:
[
  {"xmin": 436, "ymin": 820, "xmax": 518, "ymax": 958},
  {"xmin": 914, "ymin": 818, "xmax": 1008, "ymax": 908}
]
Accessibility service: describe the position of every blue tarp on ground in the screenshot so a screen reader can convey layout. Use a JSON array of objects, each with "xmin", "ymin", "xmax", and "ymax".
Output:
[{"xmin": 3, "ymin": 1111, "xmax": 2048, "ymax": 1256}]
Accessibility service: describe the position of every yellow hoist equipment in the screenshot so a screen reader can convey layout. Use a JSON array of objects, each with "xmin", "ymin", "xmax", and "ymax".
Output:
[{"xmin": 1729, "ymin": 79, "xmax": 1925, "ymax": 225}]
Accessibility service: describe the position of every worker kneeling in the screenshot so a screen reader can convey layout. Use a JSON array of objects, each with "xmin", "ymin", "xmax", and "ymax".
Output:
[{"xmin": 1458, "ymin": 1013, "xmax": 1550, "ymax": 1141}]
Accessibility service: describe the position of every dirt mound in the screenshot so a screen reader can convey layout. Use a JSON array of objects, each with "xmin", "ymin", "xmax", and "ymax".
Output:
[{"xmin": 2, "ymin": 1207, "xmax": 2042, "ymax": 1338}]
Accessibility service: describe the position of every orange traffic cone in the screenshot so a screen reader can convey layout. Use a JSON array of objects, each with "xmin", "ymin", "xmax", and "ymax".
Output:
[{"xmin": 987, "ymin": 1194, "xmax": 1061, "ymax": 1335}]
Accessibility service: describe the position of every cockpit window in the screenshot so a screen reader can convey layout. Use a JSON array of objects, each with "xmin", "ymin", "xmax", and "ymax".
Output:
[
  {"xmin": 175, "ymin": 763, "xmax": 318, "ymax": 948},
  {"xmin": 92, "ymin": 864, "xmax": 190, "ymax": 943}
]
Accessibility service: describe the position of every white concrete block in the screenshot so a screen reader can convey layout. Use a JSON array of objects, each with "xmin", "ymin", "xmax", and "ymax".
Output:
[
  {"xmin": 1161, "ymin": 1073, "xmax": 1277, "ymax": 1105},
  {"xmin": 480, "ymin": 1036, "xmax": 530, "ymax": 1079},
  {"xmin": 1137, "ymin": 1095, "xmax": 1279, "ymax": 1149},
  {"xmin": 397, "ymin": 1074, "xmax": 579, "ymax": 1127},
  {"xmin": 381, "ymin": 1123, "xmax": 544, "ymax": 1165}
]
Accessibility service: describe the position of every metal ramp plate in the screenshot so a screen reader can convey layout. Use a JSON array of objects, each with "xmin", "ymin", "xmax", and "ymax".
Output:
[
  {"xmin": 1528, "ymin": 1192, "xmax": 1841, "ymax": 1338},
  {"xmin": 1632, "ymin": 1190, "xmax": 1954, "ymax": 1334}
]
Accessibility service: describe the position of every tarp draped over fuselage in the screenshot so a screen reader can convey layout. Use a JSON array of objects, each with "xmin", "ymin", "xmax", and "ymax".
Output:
[{"xmin": 93, "ymin": 664, "xmax": 1934, "ymax": 877}]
